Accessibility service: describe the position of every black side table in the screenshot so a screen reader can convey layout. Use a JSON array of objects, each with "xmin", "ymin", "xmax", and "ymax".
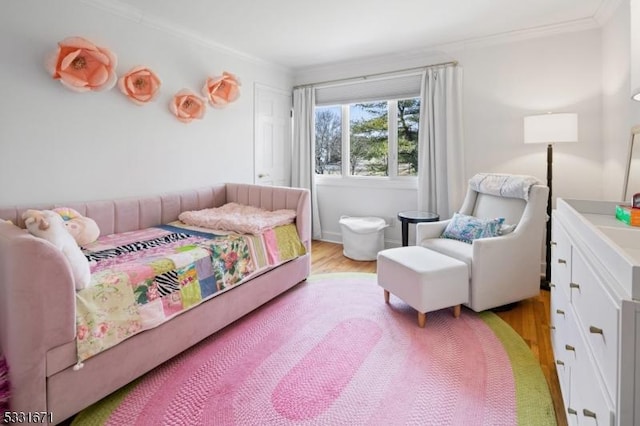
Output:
[{"xmin": 397, "ymin": 211, "xmax": 440, "ymax": 246}]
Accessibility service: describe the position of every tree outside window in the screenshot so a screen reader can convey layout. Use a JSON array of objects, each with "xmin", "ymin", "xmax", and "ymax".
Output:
[
  {"xmin": 397, "ymin": 98, "xmax": 420, "ymax": 176},
  {"xmin": 315, "ymin": 97, "xmax": 420, "ymax": 178},
  {"xmin": 350, "ymin": 102, "xmax": 388, "ymax": 176},
  {"xmin": 315, "ymin": 106, "xmax": 342, "ymax": 175}
]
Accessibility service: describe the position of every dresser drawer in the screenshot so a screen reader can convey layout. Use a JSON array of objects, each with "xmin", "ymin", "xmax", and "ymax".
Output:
[
  {"xmin": 556, "ymin": 304, "xmax": 584, "ymax": 419},
  {"xmin": 550, "ymin": 285, "xmax": 572, "ymax": 405},
  {"xmin": 551, "ymin": 218, "xmax": 572, "ymax": 300},
  {"xmin": 569, "ymin": 325, "xmax": 615, "ymax": 426},
  {"xmin": 570, "ymin": 248, "xmax": 619, "ymax": 402},
  {"xmin": 550, "ymin": 284, "xmax": 571, "ymax": 353}
]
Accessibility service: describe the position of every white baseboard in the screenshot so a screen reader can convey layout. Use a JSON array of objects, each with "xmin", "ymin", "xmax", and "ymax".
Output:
[
  {"xmin": 317, "ymin": 231, "xmax": 401, "ymax": 250},
  {"xmin": 319, "ymin": 231, "xmax": 342, "ymax": 244}
]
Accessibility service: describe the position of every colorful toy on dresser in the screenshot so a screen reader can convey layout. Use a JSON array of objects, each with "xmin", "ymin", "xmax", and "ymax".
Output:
[{"xmin": 616, "ymin": 192, "xmax": 640, "ymax": 226}]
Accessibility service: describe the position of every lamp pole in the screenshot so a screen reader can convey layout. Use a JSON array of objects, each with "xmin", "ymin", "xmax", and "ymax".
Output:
[
  {"xmin": 543, "ymin": 143, "xmax": 552, "ymax": 290},
  {"xmin": 523, "ymin": 112, "xmax": 577, "ymax": 291}
]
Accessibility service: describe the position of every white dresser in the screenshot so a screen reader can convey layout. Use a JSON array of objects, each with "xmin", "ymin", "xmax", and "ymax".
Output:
[{"xmin": 551, "ymin": 198, "xmax": 640, "ymax": 426}]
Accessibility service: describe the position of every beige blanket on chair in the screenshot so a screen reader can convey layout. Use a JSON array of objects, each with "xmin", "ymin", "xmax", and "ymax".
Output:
[{"xmin": 468, "ymin": 173, "xmax": 541, "ymax": 200}]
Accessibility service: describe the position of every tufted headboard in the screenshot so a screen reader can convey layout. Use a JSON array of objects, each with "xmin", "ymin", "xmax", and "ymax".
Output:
[{"xmin": 0, "ymin": 183, "xmax": 311, "ymax": 247}]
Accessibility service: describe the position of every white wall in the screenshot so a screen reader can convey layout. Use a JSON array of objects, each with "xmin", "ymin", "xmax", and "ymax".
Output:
[
  {"xmin": 632, "ymin": 0, "xmax": 640, "ymax": 160},
  {"xmin": 602, "ymin": 0, "xmax": 632, "ymax": 201},
  {"xmin": 0, "ymin": 0, "xmax": 292, "ymax": 206},
  {"xmin": 297, "ymin": 28, "xmax": 604, "ymax": 245},
  {"xmin": 317, "ymin": 181, "xmax": 417, "ymax": 246},
  {"xmin": 632, "ymin": 0, "xmax": 640, "ymax": 97},
  {"xmin": 458, "ymin": 29, "xmax": 603, "ymax": 204}
]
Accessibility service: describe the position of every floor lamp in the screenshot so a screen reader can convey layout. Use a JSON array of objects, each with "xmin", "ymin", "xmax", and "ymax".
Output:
[{"xmin": 524, "ymin": 112, "xmax": 578, "ymax": 290}]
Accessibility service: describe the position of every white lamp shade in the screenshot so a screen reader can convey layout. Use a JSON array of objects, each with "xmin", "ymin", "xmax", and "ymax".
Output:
[{"xmin": 524, "ymin": 113, "xmax": 578, "ymax": 144}]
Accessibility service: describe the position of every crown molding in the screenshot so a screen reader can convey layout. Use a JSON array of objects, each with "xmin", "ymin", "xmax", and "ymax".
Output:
[
  {"xmin": 294, "ymin": 17, "xmax": 600, "ymax": 83},
  {"xmin": 79, "ymin": 0, "xmax": 291, "ymax": 74},
  {"xmin": 79, "ymin": 0, "xmax": 142, "ymax": 22},
  {"xmin": 80, "ymin": 0, "xmax": 612, "ymax": 78},
  {"xmin": 593, "ymin": 0, "xmax": 625, "ymax": 25},
  {"xmin": 437, "ymin": 17, "xmax": 601, "ymax": 53}
]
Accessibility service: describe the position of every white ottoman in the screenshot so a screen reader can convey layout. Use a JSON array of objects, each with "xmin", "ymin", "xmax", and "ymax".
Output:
[{"xmin": 377, "ymin": 246, "xmax": 469, "ymax": 327}]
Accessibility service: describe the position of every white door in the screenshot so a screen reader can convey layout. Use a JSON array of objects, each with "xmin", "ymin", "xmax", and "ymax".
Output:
[{"xmin": 254, "ymin": 84, "xmax": 292, "ymax": 186}]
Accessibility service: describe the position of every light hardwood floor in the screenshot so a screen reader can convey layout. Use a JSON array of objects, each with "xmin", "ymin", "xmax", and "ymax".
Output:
[{"xmin": 311, "ymin": 240, "xmax": 567, "ymax": 426}]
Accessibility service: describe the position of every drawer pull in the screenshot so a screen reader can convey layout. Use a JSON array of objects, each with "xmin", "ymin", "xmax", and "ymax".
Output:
[
  {"xmin": 556, "ymin": 360, "xmax": 564, "ymax": 366},
  {"xmin": 583, "ymin": 409, "xmax": 596, "ymax": 419},
  {"xmin": 556, "ymin": 309, "xmax": 565, "ymax": 315},
  {"xmin": 565, "ymin": 344, "xmax": 575, "ymax": 352},
  {"xmin": 589, "ymin": 326, "xmax": 603, "ymax": 335},
  {"xmin": 567, "ymin": 408, "xmax": 577, "ymax": 415},
  {"xmin": 550, "ymin": 325, "xmax": 556, "ymax": 330},
  {"xmin": 569, "ymin": 282, "xmax": 580, "ymax": 290},
  {"xmin": 558, "ymin": 259, "xmax": 567, "ymax": 264},
  {"xmin": 551, "ymin": 241, "xmax": 557, "ymax": 246},
  {"xmin": 549, "ymin": 283, "xmax": 556, "ymax": 288}
]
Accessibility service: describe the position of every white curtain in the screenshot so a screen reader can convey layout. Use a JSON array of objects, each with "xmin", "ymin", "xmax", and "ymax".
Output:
[
  {"xmin": 292, "ymin": 87, "xmax": 322, "ymax": 239},
  {"xmin": 417, "ymin": 65, "xmax": 465, "ymax": 218}
]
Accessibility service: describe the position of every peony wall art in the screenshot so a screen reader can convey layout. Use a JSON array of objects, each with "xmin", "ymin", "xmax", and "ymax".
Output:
[
  {"xmin": 169, "ymin": 90, "xmax": 206, "ymax": 123},
  {"xmin": 202, "ymin": 72, "xmax": 240, "ymax": 108},
  {"xmin": 45, "ymin": 36, "xmax": 118, "ymax": 92},
  {"xmin": 118, "ymin": 66, "xmax": 162, "ymax": 105},
  {"xmin": 45, "ymin": 36, "xmax": 241, "ymax": 123}
]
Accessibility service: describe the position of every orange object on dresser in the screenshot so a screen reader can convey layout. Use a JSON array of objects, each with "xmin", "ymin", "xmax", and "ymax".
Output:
[{"xmin": 615, "ymin": 204, "xmax": 640, "ymax": 226}]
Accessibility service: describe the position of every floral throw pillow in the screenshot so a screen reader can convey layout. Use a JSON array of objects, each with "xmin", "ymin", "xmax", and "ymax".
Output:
[{"xmin": 441, "ymin": 213, "xmax": 505, "ymax": 244}]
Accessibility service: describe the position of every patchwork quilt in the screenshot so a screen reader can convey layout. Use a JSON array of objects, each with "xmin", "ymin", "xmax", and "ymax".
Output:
[{"xmin": 75, "ymin": 222, "xmax": 306, "ymax": 362}]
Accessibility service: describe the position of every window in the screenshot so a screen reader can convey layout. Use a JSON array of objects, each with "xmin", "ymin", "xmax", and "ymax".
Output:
[
  {"xmin": 313, "ymin": 72, "xmax": 422, "ymax": 180},
  {"xmin": 315, "ymin": 97, "xmax": 420, "ymax": 178},
  {"xmin": 350, "ymin": 102, "xmax": 388, "ymax": 176},
  {"xmin": 396, "ymin": 98, "xmax": 420, "ymax": 176},
  {"xmin": 315, "ymin": 106, "xmax": 342, "ymax": 175}
]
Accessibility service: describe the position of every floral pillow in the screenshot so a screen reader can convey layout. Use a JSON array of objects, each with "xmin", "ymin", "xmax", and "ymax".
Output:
[{"xmin": 441, "ymin": 213, "xmax": 505, "ymax": 244}]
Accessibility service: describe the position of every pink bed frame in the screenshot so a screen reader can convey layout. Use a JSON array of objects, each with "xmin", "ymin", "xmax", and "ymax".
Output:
[{"xmin": 0, "ymin": 183, "xmax": 311, "ymax": 424}]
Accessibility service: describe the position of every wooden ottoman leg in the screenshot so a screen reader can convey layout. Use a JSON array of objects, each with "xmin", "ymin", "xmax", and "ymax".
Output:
[
  {"xmin": 453, "ymin": 304, "xmax": 461, "ymax": 318},
  {"xmin": 384, "ymin": 289, "xmax": 390, "ymax": 304},
  {"xmin": 418, "ymin": 312, "xmax": 426, "ymax": 328}
]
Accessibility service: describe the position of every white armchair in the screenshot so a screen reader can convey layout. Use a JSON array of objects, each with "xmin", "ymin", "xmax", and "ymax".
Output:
[{"xmin": 416, "ymin": 174, "xmax": 549, "ymax": 312}]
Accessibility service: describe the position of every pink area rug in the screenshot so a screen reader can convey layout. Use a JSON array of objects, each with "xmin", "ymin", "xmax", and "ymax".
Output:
[{"xmin": 73, "ymin": 273, "xmax": 556, "ymax": 425}]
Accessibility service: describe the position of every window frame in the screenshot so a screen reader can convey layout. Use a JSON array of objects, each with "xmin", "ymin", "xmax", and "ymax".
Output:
[{"xmin": 315, "ymin": 98, "xmax": 419, "ymax": 189}]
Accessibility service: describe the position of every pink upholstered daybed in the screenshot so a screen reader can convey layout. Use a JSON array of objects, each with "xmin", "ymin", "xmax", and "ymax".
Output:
[{"xmin": 0, "ymin": 183, "xmax": 311, "ymax": 424}]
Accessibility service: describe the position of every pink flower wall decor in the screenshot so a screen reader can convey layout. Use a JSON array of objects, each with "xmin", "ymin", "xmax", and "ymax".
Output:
[
  {"xmin": 118, "ymin": 66, "xmax": 161, "ymax": 105},
  {"xmin": 170, "ymin": 90, "xmax": 206, "ymax": 123},
  {"xmin": 202, "ymin": 71, "xmax": 240, "ymax": 108},
  {"xmin": 45, "ymin": 36, "xmax": 117, "ymax": 92}
]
